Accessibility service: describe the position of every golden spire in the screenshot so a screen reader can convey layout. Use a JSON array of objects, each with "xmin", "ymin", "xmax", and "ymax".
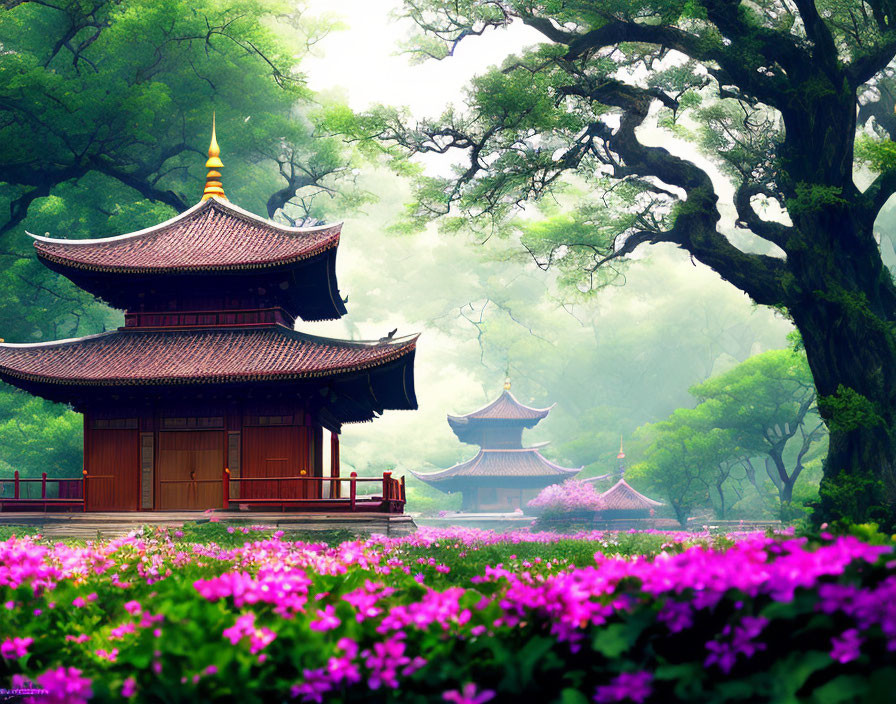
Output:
[
  {"xmin": 617, "ymin": 435, "xmax": 625, "ymax": 459},
  {"xmin": 504, "ymin": 377, "xmax": 512, "ymax": 391},
  {"xmin": 201, "ymin": 113, "xmax": 226, "ymax": 201}
]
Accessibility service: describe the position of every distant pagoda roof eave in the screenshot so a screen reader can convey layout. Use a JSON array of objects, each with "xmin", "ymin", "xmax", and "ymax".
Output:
[
  {"xmin": 412, "ymin": 448, "xmax": 582, "ymax": 484},
  {"xmin": 599, "ymin": 478, "xmax": 664, "ymax": 510},
  {"xmin": 446, "ymin": 389, "xmax": 555, "ymax": 438}
]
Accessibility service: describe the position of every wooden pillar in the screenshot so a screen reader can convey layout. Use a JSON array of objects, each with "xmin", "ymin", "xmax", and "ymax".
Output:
[{"xmin": 330, "ymin": 433, "xmax": 340, "ymax": 498}]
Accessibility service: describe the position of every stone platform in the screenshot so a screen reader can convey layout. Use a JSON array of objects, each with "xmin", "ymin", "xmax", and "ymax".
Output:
[{"xmin": 0, "ymin": 511, "xmax": 417, "ymax": 540}]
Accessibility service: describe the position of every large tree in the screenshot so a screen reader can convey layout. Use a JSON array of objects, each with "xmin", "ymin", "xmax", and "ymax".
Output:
[{"xmin": 357, "ymin": 0, "xmax": 896, "ymax": 526}]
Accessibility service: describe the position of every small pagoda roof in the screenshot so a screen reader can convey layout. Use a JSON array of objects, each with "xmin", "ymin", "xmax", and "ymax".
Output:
[
  {"xmin": 599, "ymin": 478, "xmax": 663, "ymax": 511},
  {"xmin": 30, "ymin": 197, "xmax": 340, "ymax": 274},
  {"xmin": 412, "ymin": 448, "xmax": 581, "ymax": 486},
  {"xmin": 447, "ymin": 389, "xmax": 554, "ymax": 442},
  {"xmin": 0, "ymin": 325, "xmax": 416, "ymax": 388}
]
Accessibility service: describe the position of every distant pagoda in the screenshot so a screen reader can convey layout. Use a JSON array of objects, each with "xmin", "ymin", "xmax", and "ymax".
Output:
[
  {"xmin": 413, "ymin": 381, "xmax": 581, "ymax": 512},
  {"xmin": 599, "ymin": 438, "xmax": 662, "ymax": 519},
  {"xmin": 0, "ymin": 118, "xmax": 418, "ymax": 512}
]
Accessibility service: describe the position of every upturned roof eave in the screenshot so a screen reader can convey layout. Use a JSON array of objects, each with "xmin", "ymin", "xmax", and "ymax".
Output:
[
  {"xmin": 0, "ymin": 325, "xmax": 419, "ymax": 388},
  {"xmin": 413, "ymin": 448, "xmax": 581, "ymax": 483},
  {"xmin": 447, "ymin": 389, "xmax": 555, "ymax": 423},
  {"xmin": 599, "ymin": 478, "xmax": 664, "ymax": 508},
  {"xmin": 28, "ymin": 197, "xmax": 343, "ymax": 274}
]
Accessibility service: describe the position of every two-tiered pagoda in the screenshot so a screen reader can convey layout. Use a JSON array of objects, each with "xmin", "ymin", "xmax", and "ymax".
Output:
[
  {"xmin": 0, "ymin": 122, "xmax": 417, "ymax": 512},
  {"xmin": 413, "ymin": 382, "xmax": 580, "ymax": 512}
]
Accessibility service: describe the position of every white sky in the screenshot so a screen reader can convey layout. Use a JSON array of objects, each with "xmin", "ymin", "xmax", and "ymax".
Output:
[{"xmin": 303, "ymin": 0, "xmax": 543, "ymax": 118}]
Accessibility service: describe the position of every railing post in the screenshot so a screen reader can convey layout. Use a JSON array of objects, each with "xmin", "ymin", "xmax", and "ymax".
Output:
[
  {"xmin": 41, "ymin": 472, "xmax": 47, "ymax": 511},
  {"xmin": 222, "ymin": 467, "xmax": 230, "ymax": 510},
  {"xmin": 82, "ymin": 469, "xmax": 88, "ymax": 512},
  {"xmin": 383, "ymin": 471, "xmax": 392, "ymax": 500},
  {"xmin": 400, "ymin": 475, "xmax": 406, "ymax": 503},
  {"xmin": 13, "ymin": 470, "xmax": 19, "ymax": 500},
  {"xmin": 350, "ymin": 472, "xmax": 357, "ymax": 512}
]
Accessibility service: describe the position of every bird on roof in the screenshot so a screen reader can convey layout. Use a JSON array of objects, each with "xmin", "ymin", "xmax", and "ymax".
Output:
[{"xmin": 379, "ymin": 328, "xmax": 398, "ymax": 343}]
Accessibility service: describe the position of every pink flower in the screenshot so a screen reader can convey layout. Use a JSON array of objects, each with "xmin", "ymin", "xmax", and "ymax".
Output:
[
  {"xmin": 123, "ymin": 600, "xmax": 142, "ymax": 615},
  {"xmin": 443, "ymin": 683, "xmax": 496, "ymax": 704},
  {"xmin": 222, "ymin": 612, "xmax": 277, "ymax": 653},
  {"xmin": 72, "ymin": 597, "xmax": 86, "ymax": 608},
  {"xmin": 1, "ymin": 636, "xmax": 32, "ymax": 659},
  {"xmin": 309, "ymin": 605, "xmax": 341, "ymax": 632},
  {"xmin": 121, "ymin": 676, "xmax": 137, "ymax": 697},
  {"xmin": 110, "ymin": 622, "xmax": 136, "ymax": 640}
]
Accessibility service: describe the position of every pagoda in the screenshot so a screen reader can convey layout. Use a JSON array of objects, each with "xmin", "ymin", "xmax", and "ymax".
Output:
[
  {"xmin": 412, "ymin": 381, "xmax": 581, "ymax": 512},
  {"xmin": 0, "ymin": 120, "xmax": 417, "ymax": 512},
  {"xmin": 598, "ymin": 438, "xmax": 662, "ymax": 519}
]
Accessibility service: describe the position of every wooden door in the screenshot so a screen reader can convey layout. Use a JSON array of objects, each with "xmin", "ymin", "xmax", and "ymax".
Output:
[
  {"xmin": 242, "ymin": 426, "xmax": 310, "ymax": 500},
  {"xmin": 157, "ymin": 432, "xmax": 224, "ymax": 510},
  {"xmin": 86, "ymin": 429, "xmax": 139, "ymax": 511}
]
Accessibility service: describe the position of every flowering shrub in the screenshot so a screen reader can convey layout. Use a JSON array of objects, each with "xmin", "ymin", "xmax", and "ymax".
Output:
[
  {"xmin": 527, "ymin": 479, "xmax": 606, "ymax": 512},
  {"xmin": 0, "ymin": 525, "xmax": 893, "ymax": 702}
]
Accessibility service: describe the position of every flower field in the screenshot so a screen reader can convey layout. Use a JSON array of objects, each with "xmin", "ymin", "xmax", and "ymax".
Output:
[{"xmin": 0, "ymin": 524, "xmax": 894, "ymax": 703}]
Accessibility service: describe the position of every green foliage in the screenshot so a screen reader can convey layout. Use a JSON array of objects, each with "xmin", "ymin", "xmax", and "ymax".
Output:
[
  {"xmin": 817, "ymin": 385, "xmax": 885, "ymax": 433},
  {"xmin": 818, "ymin": 467, "xmax": 888, "ymax": 525},
  {"xmin": 0, "ymin": 392, "xmax": 82, "ymax": 480},
  {"xmin": 785, "ymin": 184, "xmax": 848, "ymax": 216}
]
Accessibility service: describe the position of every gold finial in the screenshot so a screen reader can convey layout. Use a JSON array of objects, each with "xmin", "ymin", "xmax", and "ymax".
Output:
[
  {"xmin": 201, "ymin": 113, "xmax": 227, "ymax": 201},
  {"xmin": 503, "ymin": 377, "xmax": 512, "ymax": 391},
  {"xmin": 617, "ymin": 435, "xmax": 625, "ymax": 459}
]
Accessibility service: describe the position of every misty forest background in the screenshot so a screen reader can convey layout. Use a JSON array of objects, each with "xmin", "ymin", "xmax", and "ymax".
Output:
[{"xmin": 3, "ymin": 0, "xmax": 895, "ymax": 524}]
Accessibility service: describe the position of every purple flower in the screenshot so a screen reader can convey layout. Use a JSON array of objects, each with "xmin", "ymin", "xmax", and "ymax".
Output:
[
  {"xmin": 593, "ymin": 671, "xmax": 653, "ymax": 703},
  {"xmin": 14, "ymin": 666, "xmax": 93, "ymax": 704},
  {"xmin": 443, "ymin": 682, "xmax": 496, "ymax": 704},
  {"xmin": 291, "ymin": 668, "xmax": 332, "ymax": 703},
  {"xmin": 705, "ymin": 617, "xmax": 768, "ymax": 673},
  {"xmin": 830, "ymin": 628, "xmax": 863, "ymax": 663}
]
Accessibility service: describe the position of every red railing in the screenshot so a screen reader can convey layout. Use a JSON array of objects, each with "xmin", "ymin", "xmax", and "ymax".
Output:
[
  {"xmin": 223, "ymin": 470, "xmax": 405, "ymax": 513},
  {"xmin": 0, "ymin": 469, "xmax": 406, "ymax": 513},
  {"xmin": 0, "ymin": 471, "xmax": 85, "ymax": 512}
]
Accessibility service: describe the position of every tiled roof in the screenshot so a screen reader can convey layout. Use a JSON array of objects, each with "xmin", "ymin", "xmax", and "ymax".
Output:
[
  {"xmin": 0, "ymin": 326, "xmax": 417, "ymax": 386},
  {"xmin": 599, "ymin": 479, "xmax": 663, "ymax": 510},
  {"xmin": 413, "ymin": 448, "xmax": 581, "ymax": 483},
  {"xmin": 448, "ymin": 389, "xmax": 553, "ymax": 424},
  {"xmin": 30, "ymin": 197, "xmax": 340, "ymax": 273}
]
